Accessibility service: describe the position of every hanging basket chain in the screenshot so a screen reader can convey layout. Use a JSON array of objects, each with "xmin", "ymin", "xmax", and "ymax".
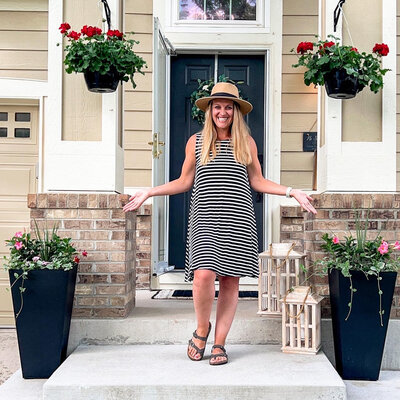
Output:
[{"xmin": 101, "ymin": 0, "xmax": 112, "ymax": 31}]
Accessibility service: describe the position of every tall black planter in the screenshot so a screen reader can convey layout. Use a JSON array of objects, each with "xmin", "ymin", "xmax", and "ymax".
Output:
[
  {"xmin": 9, "ymin": 267, "xmax": 78, "ymax": 379},
  {"xmin": 328, "ymin": 269, "xmax": 396, "ymax": 380},
  {"xmin": 324, "ymin": 69, "xmax": 360, "ymax": 99},
  {"xmin": 83, "ymin": 67, "xmax": 121, "ymax": 93}
]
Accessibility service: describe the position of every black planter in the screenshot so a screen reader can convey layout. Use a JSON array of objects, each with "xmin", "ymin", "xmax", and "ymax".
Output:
[
  {"xmin": 9, "ymin": 267, "xmax": 78, "ymax": 379},
  {"xmin": 83, "ymin": 67, "xmax": 122, "ymax": 93},
  {"xmin": 328, "ymin": 269, "xmax": 397, "ymax": 380},
  {"xmin": 324, "ymin": 69, "xmax": 360, "ymax": 99}
]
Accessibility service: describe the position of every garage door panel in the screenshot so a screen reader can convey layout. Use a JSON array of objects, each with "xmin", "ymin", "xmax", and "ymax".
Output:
[
  {"xmin": 0, "ymin": 103, "xmax": 38, "ymax": 326},
  {"xmin": 0, "ymin": 166, "xmax": 35, "ymax": 195}
]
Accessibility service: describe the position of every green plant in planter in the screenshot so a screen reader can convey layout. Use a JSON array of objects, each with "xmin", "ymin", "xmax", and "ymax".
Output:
[
  {"xmin": 291, "ymin": 35, "xmax": 390, "ymax": 93},
  {"xmin": 58, "ymin": 22, "xmax": 147, "ymax": 89},
  {"xmin": 3, "ymin": 222, "xmax": 86, "ymax": 318},
  {"xmin": 310, "ymin": 211, "xmax": 400, "ymax": 326}
]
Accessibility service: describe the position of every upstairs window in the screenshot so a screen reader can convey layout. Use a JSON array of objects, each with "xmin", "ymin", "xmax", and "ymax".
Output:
[{"xmin": 179, "ymin": 0, "xmax": 257, "ymax": 21}]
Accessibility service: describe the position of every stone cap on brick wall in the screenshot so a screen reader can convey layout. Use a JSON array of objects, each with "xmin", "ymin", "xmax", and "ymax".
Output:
[
  {"xmin": 28, "ymin": 194, "xmax": 153, "ymax": 215},
  {"xmin": 311, "ymin": 193, "xmax": 400, "ymax": 209},
  {"xmin": 28, "ymin": 194, "xmax": 131, "ymax": 209}
]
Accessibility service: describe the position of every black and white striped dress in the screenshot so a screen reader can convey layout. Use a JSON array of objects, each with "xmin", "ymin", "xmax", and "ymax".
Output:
[{"xmin": 184, "ymin": 132, "xmax": 259, "ymax": 282}]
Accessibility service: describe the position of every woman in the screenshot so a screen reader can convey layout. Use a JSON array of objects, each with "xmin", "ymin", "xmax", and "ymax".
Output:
[{"xmin": 123, "ymin": 82, "xmax": 317, "ymax": 366}]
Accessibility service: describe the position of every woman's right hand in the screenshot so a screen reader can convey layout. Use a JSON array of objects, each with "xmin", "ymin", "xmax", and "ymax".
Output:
[{"xmin": 123, "ymin": 189, "xmax": 151, "ymax": 212}]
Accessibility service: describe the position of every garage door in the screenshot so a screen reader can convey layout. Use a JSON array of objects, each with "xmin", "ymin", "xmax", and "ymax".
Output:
[{"xmin": 0, "ymin": 102, "xmax": 39, "ymax": 326}]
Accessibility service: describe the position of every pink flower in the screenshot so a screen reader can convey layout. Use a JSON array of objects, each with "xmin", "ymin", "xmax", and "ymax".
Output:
[
  {"xmin": 394, "ymin": 241, "xmax": 400, "ymax": 250},
  {"xmin": 33, "ymin": 256, "xmax": 40, "ymax": 262},
  {"xmin": 378, "ymin": 241, "xmax": 389, "ymax": 255},
  {"xmin": 332, "ymin": 236, "xmax": 339, "ymax": 244},
  {"xmin": 14, "ymin": 242, "xmax": 23, "ymax": 250},
  {"xmin": 14, "ymin": 232, "xmax": 23, "ymax": 238}
]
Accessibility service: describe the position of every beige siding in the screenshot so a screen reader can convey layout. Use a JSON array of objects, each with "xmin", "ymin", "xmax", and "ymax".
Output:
[
  {"xmin": 124, "ymin": 0, "xmax": 153, "ymax": 188},
  {"xmin": 397, "ymin": 1, "xmax": 400, "ymax": 190},
  {"xmin": 0, "ymin": 2, "xmax": 48, "ymax": 80},
  {"xmin": 281, "ymin": 0, "xmax": 318, "ymax": 190}
]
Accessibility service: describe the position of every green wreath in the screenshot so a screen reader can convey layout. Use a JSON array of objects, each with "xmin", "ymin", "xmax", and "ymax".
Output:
[{"xmin": 190, "ymin": 75, "xmax": 245, "ymax": 125}]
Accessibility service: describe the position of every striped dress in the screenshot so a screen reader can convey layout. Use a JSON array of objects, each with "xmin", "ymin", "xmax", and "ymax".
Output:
[{"xmin": 184, "ymin": 132, "xmax": 259, "ymax": 282}]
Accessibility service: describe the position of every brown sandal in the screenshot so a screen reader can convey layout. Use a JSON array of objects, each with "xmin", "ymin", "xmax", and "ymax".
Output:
[
  {"xmin": 209, "ymin": 344, "xmax": 228, "ymax": 366},
  {"xmin": 187, "ymin": 322, "xmax": 212, "ymax": 361}
]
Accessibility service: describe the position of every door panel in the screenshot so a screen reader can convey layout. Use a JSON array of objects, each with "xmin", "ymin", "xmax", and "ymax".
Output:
[
  {"xmin": 169, "ymin": 54, "xmax": 265, "ymax": 270},
  {"xmin": 169, "ymin": 55, "xmax": 215, "ymax": 269},
  {"xmin": 218, "ymin": 55, "xmax": 265, "ymax": 252}
]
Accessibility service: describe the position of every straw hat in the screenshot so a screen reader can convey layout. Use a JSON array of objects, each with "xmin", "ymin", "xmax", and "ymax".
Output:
[{"xmin": 195, "ymin": 82, "xmax": 253, "ymax": 115}]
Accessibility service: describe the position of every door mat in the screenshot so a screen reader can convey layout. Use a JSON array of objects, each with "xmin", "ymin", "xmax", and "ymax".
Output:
[{"xmin": 151, "ymin": 290, "xmax": 258, "ymax": 300}]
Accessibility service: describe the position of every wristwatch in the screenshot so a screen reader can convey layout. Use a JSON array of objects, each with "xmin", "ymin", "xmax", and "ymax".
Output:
[{"xmin": 285, "ymin": 187, "xmax": 293, "ymax": 198}]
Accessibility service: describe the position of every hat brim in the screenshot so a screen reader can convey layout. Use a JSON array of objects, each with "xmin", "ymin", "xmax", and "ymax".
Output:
[{"xmin": 195, "ymin": 96, "xmax": 253, "ymax": 115}]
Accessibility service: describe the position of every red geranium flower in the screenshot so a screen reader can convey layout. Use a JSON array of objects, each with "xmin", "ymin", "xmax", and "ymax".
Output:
[
  {"xmin": 350, "ymin": 47, "xmax": 358, "ymax": 52},
  {"xmin": 107, "ymin": 29, "xmax": 123, "ymax": 39},
  {"xmin": 67, "ymin": 31, "xmax": 81, "ymax": 40},
  {"xmin": 373, "ymin": 43, "xmax": 389, "ymax": 56},
  {"xmin": 59, "ymin": 22, "xmax": 71, "ymax": 34},
  {"xmin": 74, "ymin": 256, "xmax": 80, "ymax": 264},
  {"xmin": 82, "ymin": 250, "xmax": 88, "ymax": 257},
  {"xmin": 296, "ymin": 41, "xmax": 313, "ymax": 54},
  {"xmin": 81, "ymin": 25, "xmax": 102, "ymax": 37},
  {"xmin": 323, "ymin": 41, "xmax": 335, "ymax": 49}
]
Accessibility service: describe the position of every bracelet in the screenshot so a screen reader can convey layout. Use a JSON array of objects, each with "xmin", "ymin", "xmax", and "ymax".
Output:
[{"xmin": 285, "ymin": 187, "xmax": 293, "ymax": 198}]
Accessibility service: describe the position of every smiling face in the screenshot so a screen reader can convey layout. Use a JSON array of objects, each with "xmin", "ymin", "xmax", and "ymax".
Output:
[{"xmin": 211, "ymin": 99, "xmax": 234, "ymax": 133}]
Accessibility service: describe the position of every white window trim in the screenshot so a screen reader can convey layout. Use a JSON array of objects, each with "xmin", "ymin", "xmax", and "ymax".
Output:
[{"xmin": 167, "ymin": 0, "xmax": 270, "ymax": 33}]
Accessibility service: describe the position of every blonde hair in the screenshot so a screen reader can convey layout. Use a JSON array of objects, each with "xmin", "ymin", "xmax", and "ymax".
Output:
[{"xmin": 200, "ymin": 102, "xmax": 252, "ymax": 166}]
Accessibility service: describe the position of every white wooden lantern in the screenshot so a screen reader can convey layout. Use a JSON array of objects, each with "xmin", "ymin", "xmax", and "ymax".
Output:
[
  {"xmin": 258, "ymin": 244, "xmax": 306, "ymax": 316},
  {"xmin": 280, "ymin": 286, "xmax": 323, "ymax": 354}
]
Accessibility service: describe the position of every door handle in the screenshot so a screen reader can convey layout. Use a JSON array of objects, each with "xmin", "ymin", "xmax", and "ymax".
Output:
[{"xmin": 148, "ymin": 132, "xmax": 165, "ymax": 159}]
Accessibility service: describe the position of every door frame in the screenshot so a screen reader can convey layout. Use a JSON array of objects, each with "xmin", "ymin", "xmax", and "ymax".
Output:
[{"xmin": 152, "ymin": 48, "xmax": 272, "ymax": 291}]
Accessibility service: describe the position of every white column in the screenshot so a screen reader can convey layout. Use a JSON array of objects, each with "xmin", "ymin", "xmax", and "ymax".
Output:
[
  {"xmin": 44, "ymin": 0, "xmax": 124, "ymax": 193},
  {"xmin": 317, "ymin": 0, "xmax": 396, "ymax": 192}
]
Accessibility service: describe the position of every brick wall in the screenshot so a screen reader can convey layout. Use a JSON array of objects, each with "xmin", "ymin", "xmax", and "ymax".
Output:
[
  {"xmin": 281, "ymin": 193, "xmax": 400, "ymax": 318},
  {"xmin": 136, "ymin": 204, "xmax": 151, "ymax": 288},
  {"xmin": 28, "ymin": 193, "xmax": 136, "ymax": 318}
]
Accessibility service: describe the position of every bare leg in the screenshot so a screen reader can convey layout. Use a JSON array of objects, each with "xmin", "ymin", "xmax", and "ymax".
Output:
[
  {"xmin": 211, "ymin": 276, "xmax": 239, "ymax": 364},
  {"xmin": 188, "ymin": 269, "xmax": 216, "ymax": 360}
]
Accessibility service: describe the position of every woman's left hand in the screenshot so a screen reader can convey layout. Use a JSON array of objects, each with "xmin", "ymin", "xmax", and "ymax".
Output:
[{"xmin": 290, "ymin": 189, "xmax": 317, "ymax": 215}]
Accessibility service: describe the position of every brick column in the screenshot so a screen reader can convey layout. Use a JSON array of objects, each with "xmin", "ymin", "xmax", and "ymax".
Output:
[
  {"xmin": 28, "ymin": 193, "xmax": 136, "ymax": 318},
  {"xmin": 281, "ymin": 193, "xmax": 400, "ymax": 318}
]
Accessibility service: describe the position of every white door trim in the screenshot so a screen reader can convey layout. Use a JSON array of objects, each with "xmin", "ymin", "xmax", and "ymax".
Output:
[{"xmin": 156, "ymin": 50, "xmax": 272, "ymax": 291}]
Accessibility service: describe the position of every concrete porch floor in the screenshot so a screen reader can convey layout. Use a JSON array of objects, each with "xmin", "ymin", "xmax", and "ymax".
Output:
[{"xmin": 1, "ymin": 290, "xmax": 400, "ymax": 399}]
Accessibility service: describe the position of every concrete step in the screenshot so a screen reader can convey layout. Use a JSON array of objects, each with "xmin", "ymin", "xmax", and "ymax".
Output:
[{"xmin": 43, "ymin": 344, "xmax": 346, "ymax": 400}]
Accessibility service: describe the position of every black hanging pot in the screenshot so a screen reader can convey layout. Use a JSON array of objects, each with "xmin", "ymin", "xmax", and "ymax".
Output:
[
  {"xmin": 328, "ymin": 268, "xmax": 397, "ymax": 380},
  {"xmin": 84, "ymin": 66, "xmax": 122, "ymax": 93},
  {"xmin": 324, "ymin": 68, "xmax": 360, "ymax": 99},
  {"xmin": 9, "ymin": 267, "xmax": 78, "ymax": 379}
]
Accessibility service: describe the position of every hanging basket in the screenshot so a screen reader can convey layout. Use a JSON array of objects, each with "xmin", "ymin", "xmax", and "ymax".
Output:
[
  {"xmin": 83, "ymin": 67, "xmax": 122, "ymax": 93},
  {"xmin": 324, "ymin": 68, "xmax": 362, "ymax": 99}
]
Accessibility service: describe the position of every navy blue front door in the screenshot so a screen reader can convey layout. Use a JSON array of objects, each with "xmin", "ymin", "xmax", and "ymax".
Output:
[{"xmin": 169, "ymin": 54, "xmax": 265, "ymax": 270}]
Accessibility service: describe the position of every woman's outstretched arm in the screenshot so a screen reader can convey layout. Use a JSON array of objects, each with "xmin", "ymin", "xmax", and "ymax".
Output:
[
  {"xmin": 123, "ymin": 134, "xmax": 196, "ymax": 212},
  {"xmin": 246, "ymin": 136, "xmax": 317, "ymax": 215}
]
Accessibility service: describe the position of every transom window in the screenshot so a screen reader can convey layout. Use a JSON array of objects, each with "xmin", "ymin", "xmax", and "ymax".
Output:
[{"xmin": 179, "ymin": 0, "xmax": 257, "ymax": 21}]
